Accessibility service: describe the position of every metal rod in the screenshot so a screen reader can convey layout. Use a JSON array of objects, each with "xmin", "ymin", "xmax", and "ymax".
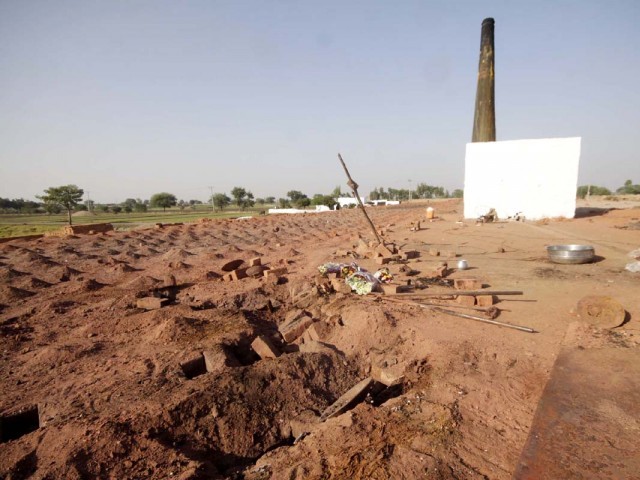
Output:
[
  {"xmin": 338, "ymin": 153, "xmax": 383, "ymax": 245},
  {"xmin": 407, "ymin": 290, "xmax": 523, "ymax": 297},
  {"xmin": 428, "ymin": 306, "xmax": 536, "ymax": 333}
]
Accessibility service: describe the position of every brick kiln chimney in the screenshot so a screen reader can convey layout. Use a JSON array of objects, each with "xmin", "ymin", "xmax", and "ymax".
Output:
[{"xmin": 472, "ymin": 17, "xmax": 496, "ymax": 142}]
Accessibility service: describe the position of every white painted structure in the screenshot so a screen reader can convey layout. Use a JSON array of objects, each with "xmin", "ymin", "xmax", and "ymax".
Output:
[
  {"xmin": 337, "ymin": 197, "xmax": 365, "ymax": 208},
  {"xmin": 463, "ymin": 137, "xmax": 581, "ymax": 220}
]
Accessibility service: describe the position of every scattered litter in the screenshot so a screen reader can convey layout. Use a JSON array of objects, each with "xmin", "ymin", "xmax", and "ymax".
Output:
[
  {"xmin": 318, "ymin": 262, "xmax": 393, "ymax": 295},
  {"xmin": 626, "ymin": 262, "xmax": 640, "ymax": 273},
  {"xmin": 477, "ymin": 208, "xmax": 498, "ymax": 223}
]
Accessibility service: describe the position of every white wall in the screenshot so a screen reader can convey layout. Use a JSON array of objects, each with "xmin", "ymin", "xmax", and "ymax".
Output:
[{"xmin": 463, "ymin": 137, "xmax": 581, "ymax": 220}]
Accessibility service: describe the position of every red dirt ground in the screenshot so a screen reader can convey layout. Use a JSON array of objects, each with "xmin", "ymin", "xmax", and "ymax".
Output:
[{"xmin": 1, "ymin": 200, "xmax": 638, "ymax": 479}]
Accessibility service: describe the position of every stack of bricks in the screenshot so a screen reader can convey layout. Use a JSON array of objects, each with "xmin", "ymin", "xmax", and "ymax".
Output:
[{"xmin": 454, "ymin": 278, "xmax": 495, "ymax": 306}]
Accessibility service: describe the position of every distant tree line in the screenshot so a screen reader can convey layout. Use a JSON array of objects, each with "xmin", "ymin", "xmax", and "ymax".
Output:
[
  {"xmin": 576, "ymin": 179, "xmax": 640, "ymax": 198},
  {"xmin": 368, "ymin": 184, "xmax": 463, "ymax": 200}
]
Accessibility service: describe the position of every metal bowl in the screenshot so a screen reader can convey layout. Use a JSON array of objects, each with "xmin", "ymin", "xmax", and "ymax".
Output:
[{"xmin": 547, "ymin": 245, "xmax": 595, "ymax": 264}]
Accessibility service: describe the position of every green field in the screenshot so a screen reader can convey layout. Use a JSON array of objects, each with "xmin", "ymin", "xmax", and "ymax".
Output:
[{"xmin": 0, "ymin": 205, "xmax": 268, "ymax": 238}]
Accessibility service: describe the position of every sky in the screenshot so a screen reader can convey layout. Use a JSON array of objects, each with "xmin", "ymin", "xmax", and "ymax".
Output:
[{"xmin": 1, "ymin": 0, "xmax": 639, "ymax": 203}]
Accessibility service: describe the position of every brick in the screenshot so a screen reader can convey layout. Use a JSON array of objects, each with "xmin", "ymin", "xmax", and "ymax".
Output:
[
  {"xmin": 136, "ymin": 297, "xmax": 168, "ymax": 310},
  {"xmin": 264, "ymin": 267, "xmax": 288, "ymax": 278},
  {"xmin": 454, "ymin": 278, "xmax": 481, "ymax": 290},
  {"xmin": 442, "ymin": 250, "xmax": 457, "ymax": 259},
  {"xmin": 279, "ymin": 310, "xmax": 314, "ymax": 342},
  {"xmin": 434, "ymin": 264, "xmax": 449, "ymax": 278},
  {"xmin": 429, "ymin": 248, "xmax": 440, "ymax": 257},
  {"xmin": 249, "ymin": 257, "xmax": 262, "ymax": 267},
  {"xmin": 230, "ymin": 268, "xmax": 247, "ymax": 281},
  {"xmin": 321, "ymin": 377, "xmax": 374, "ymax": 421},
  {"xmin": 203, "ymin": 346, "xmax": 238, "ymax": 372},
  {"xmin": 301, "ymin": 323, "xmax": 321, "ymax": 343},
  {"xmin": 456, "ymin": 295, "xmax": 476, "ymax": 306},
  {"xmin": 251, "ymin": 335, "xmax": 281, "ymax": 359},
  {"xmin": 375, "ymin": 257, "xmax": 391, "ymax": 265},
  {"xmin": 476, "ymin": 295, "xmax": 495, "ymax": 307},
  {"xmin": 375, "ymin": 243, "xmax": 394, "ymax": 258},
  {"xmin": 400, "ymin": 250, "xmax": 419, "ymax": 260},
  {"xmin": 381, "ymin": 284, "xmax": 401, "ymax": 295},
  {"xmin": 371, "ymin": 358, "xmax": 406, "ymax": 386},
  {"xmin": 162, "ymin": 274, "xmax": 177, "ymax": 287},
  {"xmin": 222, "ymin": 273, "xmax": 234, "ymax": 282}
]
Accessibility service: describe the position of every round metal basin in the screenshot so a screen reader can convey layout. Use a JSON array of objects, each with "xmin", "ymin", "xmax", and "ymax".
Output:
[{"xmin": 547, "ymin": 245, "xmax": 595, "ymax": 264}]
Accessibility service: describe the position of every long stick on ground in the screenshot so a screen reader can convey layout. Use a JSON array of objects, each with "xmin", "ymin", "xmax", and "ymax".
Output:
[
  {"xmin": 338, "ymin": 153, "xmax": 383, "ymax": 245},
  {"xmin": 428, "ymin": 306, "xmax": 537, "ymax": 333},
  {"xmin": 405, "ymin": 290, "xmax": 524, "ymax": 297}
]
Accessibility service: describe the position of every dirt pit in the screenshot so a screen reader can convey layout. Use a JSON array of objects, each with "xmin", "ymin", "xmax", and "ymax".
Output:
[{"xmin": 1, "ymin": 199, "xmax": 639, "ymax": 479}]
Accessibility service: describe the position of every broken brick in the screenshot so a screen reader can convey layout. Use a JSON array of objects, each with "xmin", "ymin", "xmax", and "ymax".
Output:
[
  {"xmin": 371, "ymin": 358, "xmax": 406, "ymax": 386},
  {"xmin": 279, "ymin": 310, "xmax": 314, "ymax": 343},
  {"xmin": 264, "ymin": 267, "xmax": 288, "ymax": 278},
  {"xmin": 251, "ymin": 335, "xmax": 281, "ymax": 359},
  {"xmin": 442, "ymin": 250, "xmax": 457, "ymax": 259},
  {"xmin": 429, "ymin": 248, "xmax": 440, "ymax": 257},
  {"xmin": 375, "ymin": 257, "xmax": 391, "ymax": 265},
  {"xmin": 400, "ymin": 250, "xmax": 419, "ymax": 260},
  {"xmin": 136, "ymin": 297, "xmax": 168, "ymax": 310},
  {"xmin": 301, "ymin": 323, "xmax": 321, "ymax": 343},
  {"xmin": 330, "ymin": 278, "xmax": 352, "ymax": 294}
]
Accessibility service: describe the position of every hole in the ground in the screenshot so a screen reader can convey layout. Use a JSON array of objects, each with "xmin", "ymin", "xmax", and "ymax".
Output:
[
  {"xmin": 370, "ymin": 382, "xmax": 405, "ymax": 406},
  {"xmin": 1, "ymin": 405, "xmax": 40, "ymax": 443},
  {"xmin": 180, "ymin": 355, "xmax": 207, "ymax": 379},
  {"xmin": 222, "ymin": 341, "xmax": 260, "ymax": 367}
]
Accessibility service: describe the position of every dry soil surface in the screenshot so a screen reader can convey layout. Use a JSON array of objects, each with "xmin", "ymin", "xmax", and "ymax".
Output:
[{"xmin": 1, "ymin": 200, "xmax": 638, "ymax": 479}]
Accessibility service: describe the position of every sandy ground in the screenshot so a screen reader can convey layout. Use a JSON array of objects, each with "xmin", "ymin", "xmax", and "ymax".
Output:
[{"xmin": 1, "ymin": 199, "xmax": 638, "ymax": 479}]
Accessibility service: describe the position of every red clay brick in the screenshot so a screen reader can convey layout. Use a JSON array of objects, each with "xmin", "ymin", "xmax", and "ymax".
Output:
[
  {"xmin": 251, "ymin": 335, "xmax": 281, "ymax": 359},
  {"xmin": 456, "ymin": 295, "xmax": 476, "ymax": 306},
  {"xmin": 476, "ymin": 295, "xmax": 495, "ymax": 307}
]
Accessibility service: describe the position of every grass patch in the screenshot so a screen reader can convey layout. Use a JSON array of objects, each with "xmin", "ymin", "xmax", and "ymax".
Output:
[{"xmin": 0, "ymin": 208, "xmax": 264, "ymax": 238}]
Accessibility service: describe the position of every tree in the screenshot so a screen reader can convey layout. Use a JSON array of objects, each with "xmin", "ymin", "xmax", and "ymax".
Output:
[
  {"xmin": 255, "ymin": 198, "xmax": 265, "ymax": 205},
  {"xmin": 576, "ymin": 185, "xmax": 611, "ymax": 199},
  {"xmin": 212, "ymin": 193, "xmax": 231, "ymax": 211},
  {"xmin": 37, "ymin": 185, "xmax": 84, "ymax": 225},
  {"xmin": 311, "ymin": 194, "xmax": 337, "ymax": 208},
  {"xmin": 616, "ymin": 179, "xmax": 640, "ymax": 195},
  {"xmin": 150, "ymin": 192, "xmax": 177, "ymax": 212},
  {"xmin": 111, "ymin": 206, "xmax": 122, "ymax": 214},
  {"xmin": 287, "ymin": 190, "xmax": 310, "ymax": 208},
  {"xmin": 122, "ymin": 198, "xmax": 137, "ymax": 210},
  {"xmin": 452, "ymin": 189, "xmax": 464, "ymax": 198},
  {"xmin": 134, "ymin": 203, "xmax": 147, "ymax": 213},
  {"xmin": 230, "ymin": 187, "xmax": 255, "ymax": 210},
  {"xmin": 265, "ymin": 196, "xmax": 276, "ymax": 204}
]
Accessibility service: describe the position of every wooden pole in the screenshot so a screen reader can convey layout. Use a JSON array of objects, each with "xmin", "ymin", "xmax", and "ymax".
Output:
[{"xmin": 338, "ymin": 153, "xmax": 383, "ymax": 245}]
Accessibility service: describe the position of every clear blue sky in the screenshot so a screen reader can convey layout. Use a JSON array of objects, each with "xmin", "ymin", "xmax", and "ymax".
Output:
[{"xmin": 1, "ymin": 1, "xmax": 638, "ymax": 203}]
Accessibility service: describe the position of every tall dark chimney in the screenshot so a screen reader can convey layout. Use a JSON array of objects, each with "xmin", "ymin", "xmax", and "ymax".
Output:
[{"xmin": 472, "ymin": 18, "xmax": 496, "ymax": 142}]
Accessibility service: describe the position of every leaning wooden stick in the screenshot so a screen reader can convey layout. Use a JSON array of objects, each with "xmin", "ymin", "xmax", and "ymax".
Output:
[{"xmin": 338, "ymin": 153, "xmax": 383, "ymax": 245}]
